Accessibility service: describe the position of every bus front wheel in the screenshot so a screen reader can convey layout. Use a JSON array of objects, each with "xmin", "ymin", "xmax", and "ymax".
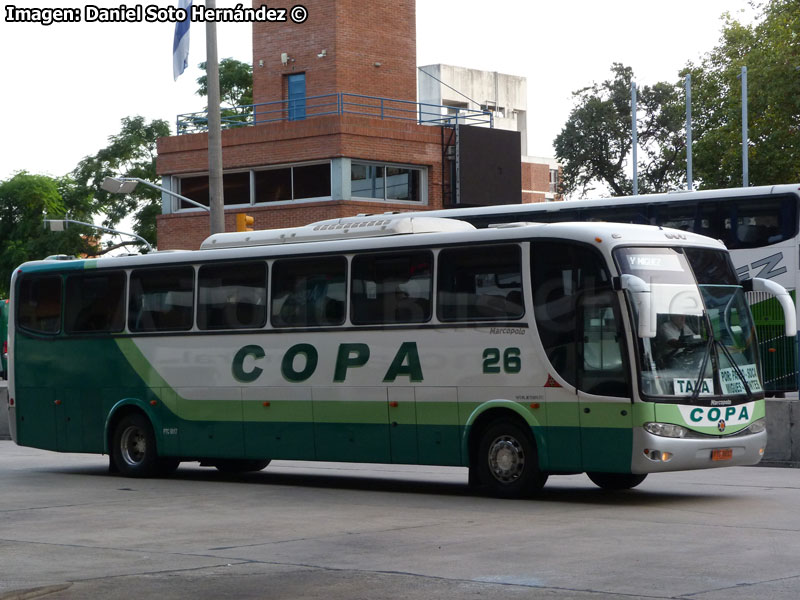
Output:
[
  {"xmin": 587, "ymin": 472, "xmax": 647, "ymax": 490},
  {"xmin": 474, "ymin": 420, "xmax": 548, "ymax": 498},
  {"xmin": 111, "ymin": 413, "xmax": 160, "ymax": 478}
]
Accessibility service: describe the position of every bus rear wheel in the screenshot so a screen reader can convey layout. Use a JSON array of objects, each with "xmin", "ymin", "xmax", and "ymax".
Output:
[
  {"xmin": 474, "ymin": 419, "xmax": 547, "ymax": 498},
  {"xmin": 111, "ymin": 413, "xmax": 160, "ymax": 478},
  {"xmin": 587, "ymin": 472, "xmax": 647, "ymax": 490}
]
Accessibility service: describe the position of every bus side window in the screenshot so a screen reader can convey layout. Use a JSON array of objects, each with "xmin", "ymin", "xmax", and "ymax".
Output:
[
  {"xmin": 64, "ymin": 272, "xmax": 126, "ymax": 334},
  {"xmin": 128, "ymin": 267, "xmax": 194, "ymax": 332},
  {"xmin": 437, "ymin": 244, "xmax": 523, "ymax": 322},
  {"xmin": 271, "ymin": 257, "xmax": 346, "ymax": 328},
  {"xmin": 198, "ymin": 262, "xmax": 267, "ymax": 330},
  {"xmin": 351, "ymin": 251, "xmax": 432, "ymax": 325},
  {"xmin": 729, "ymin": 197, "xmax": 794, "ymax": 248},
  {"xmin": 18, "ymin": 275, "xmax": 62, "ymax": 334}
]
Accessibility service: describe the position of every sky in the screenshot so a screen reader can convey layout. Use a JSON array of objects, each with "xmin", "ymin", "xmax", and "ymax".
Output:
[{"xmin": 0, "ymin": 0, "xmax": 757, "ymax": 183}]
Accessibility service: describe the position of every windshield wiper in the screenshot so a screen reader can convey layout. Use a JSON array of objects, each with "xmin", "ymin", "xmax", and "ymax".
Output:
[
  {"xmin": 715, "ymin": 339, "xmax": 754, "ymax": 400},
  {"xmin": 689, "ymin": 337, "xmax": 714, "ymax": 403}
]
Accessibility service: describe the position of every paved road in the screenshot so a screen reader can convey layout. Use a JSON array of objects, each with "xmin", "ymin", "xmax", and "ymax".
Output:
[{"xmin": 1, "ymin": 442, "xmax": 800, "ymax": 599}]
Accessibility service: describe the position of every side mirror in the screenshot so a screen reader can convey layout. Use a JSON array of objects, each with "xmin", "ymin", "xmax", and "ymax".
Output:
[
  {"xmin": 742, "ymin": 278, "xmax": 797, "ymax": 337},
  {"xmin": 620, "ymin": 274, "xmax": 656, "ymax": 338}
]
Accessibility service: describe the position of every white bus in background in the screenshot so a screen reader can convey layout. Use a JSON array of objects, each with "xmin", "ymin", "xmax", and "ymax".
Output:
[{"xmin": 416, "ymin": 184, "xmax": 800, "ymax": 394}]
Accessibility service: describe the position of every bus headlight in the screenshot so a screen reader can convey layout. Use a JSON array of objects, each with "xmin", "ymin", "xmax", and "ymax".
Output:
[
  {"xmin": 644, "ymin": 422, "xmax": 688, "ymax": 438},
  {"xmin": 744, "ymin": 418, "xmax": 766, "ymax": 435}
]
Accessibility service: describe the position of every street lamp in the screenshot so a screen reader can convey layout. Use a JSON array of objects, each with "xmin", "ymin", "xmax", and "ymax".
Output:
[
  {"xmin": 101, "ymin": 176, "xmax": 210, "ymax": 212},
  {"xmin": 44, "ymin": 218, "xmax": 154, "ymax": 253}
]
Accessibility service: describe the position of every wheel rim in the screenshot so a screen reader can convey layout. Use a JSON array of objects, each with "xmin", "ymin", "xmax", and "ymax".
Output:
[
  {"xmin": 120, "ymin": 425, "xmax": 147, "ymax": 467},
  {"xmin": 487, "ymin": 434, "xmax": 525, "ymax": 483}
]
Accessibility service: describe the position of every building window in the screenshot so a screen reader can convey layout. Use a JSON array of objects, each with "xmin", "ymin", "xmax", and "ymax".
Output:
[
  {"xmin": 294, "ymin": 163, "xmax": 331, "ymax": 199},
  {"xmin": 287, "ymin": 73, "xmax": 306, "ymax": 121},
  {"xmin": 254, "ymin": 168, "xmax": 292, "ymax": 203},
  {"xmin": 549, "ymin": 169, "xmax": 559, "ymax": 194},
  {"xmin": 350, "ymin": 162, "xmax": 423, "ymax": 202},
  {"xmin": 177, "ymin": 161, "xmax": 332, "ymax": 210},
  {"xmin": 177, "ymin": 172, "xmax": 251, "ymax": 209}
]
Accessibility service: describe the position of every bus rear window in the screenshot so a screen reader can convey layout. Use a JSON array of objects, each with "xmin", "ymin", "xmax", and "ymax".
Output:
[{"xmin": 18, "ymin": 275, "xmax": 62, "ymax": 334}]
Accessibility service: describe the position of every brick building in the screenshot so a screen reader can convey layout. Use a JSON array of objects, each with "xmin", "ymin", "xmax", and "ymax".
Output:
[{"xmin": 156, "ymin": 0, "xmax": 557, "ymax": 250}]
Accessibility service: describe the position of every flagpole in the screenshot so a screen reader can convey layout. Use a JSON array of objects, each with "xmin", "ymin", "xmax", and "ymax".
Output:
[{"xmin": 206, "ymin": 0, "xmax": 225, "ymax": 234}]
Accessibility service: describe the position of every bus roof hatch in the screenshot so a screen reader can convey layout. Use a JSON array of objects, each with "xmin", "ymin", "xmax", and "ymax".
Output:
[{"xmin": 200, "ymin": 216, "xmax": 475, "ymax": 250}]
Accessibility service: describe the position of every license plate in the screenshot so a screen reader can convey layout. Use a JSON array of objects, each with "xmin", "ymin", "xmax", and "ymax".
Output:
[{"xmin": 712, "ymin": 448, "xmax": 733, "ymax": 461}]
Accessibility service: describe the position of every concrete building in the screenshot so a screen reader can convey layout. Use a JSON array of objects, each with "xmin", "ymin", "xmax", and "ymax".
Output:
[
  {"xmin": 155, "ymin": 0, "xmax": 557, "ymax": 250},
  {"xmin": 418, "ymin": 64, "xmax": 528, "ymax": 154}
]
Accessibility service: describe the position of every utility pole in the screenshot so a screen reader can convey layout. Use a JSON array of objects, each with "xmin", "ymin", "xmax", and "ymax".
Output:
[
  {"xmin": 685, "ymin": 74, "xmax": 693, "ymax": 191},
  {"xmin": 740, "ymin": 66, "xmax": 749, "ymax": 187},
  {"xmin": 631, "ymin": 82, "xmax": 638, "ymax": 196},
  {"xmin": 206, "ymin": 0, "xmax": 225, "ymax": 234}
]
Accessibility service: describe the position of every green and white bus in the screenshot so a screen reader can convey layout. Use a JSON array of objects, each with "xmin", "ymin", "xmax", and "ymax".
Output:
[
  {"xmin": 416, "ymin": 183, "xmax": 800, "ymax": 394},
  {"xmin": 6, "ymin": 216, "xmax": 794, "ymax": 496}
]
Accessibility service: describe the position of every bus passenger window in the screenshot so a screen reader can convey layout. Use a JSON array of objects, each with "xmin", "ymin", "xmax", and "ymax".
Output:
[
  {"xmin": 128, "ymin": 267, "xmax": 194, "ymax": 332},
  {"xmin": 65, "ymin": 272, "xmax": 126, "ymax": 334},
  {"xmin": 198, "ymin": 262, "xmax": 267, "ymax": 330},
  {"xmin": 727, "ymin": 198, "xmax": 793, "ymax": 248},
  {"xmin": 351, "ymin": 251, "xmax": 432, "ymax": 325},
  {"xmin": 18, "ymin": 275, "xmax": 62, "ymax": 334},
  {"xmin": 271, "ymin": 257, "xmax": 346, "ymax": 328},
  {"xmin": 437, "ymin": 245, "xmax": 523, "ymax": 322}
]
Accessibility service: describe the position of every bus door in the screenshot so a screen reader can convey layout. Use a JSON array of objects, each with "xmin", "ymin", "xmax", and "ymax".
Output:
[{"xmin": 576, "ymin": 290, "xmax": 633, "ymax": 473}]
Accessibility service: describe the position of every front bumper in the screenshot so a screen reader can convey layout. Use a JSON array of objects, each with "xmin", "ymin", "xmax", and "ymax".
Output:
[{"xmin": 631, "ymin": 427, "xmax": 766, "ymax": 473}]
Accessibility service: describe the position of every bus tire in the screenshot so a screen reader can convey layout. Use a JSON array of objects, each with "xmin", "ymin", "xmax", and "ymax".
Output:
[
  {"xmin": 475, "ymin": 419, "xmax": 547, "ymax": 498},
  {"xmin": 111, "ymin": 413, "xmax": 160, "ymax": 478},
  {"xmin": 587, "ymin": 472, "xmax": 647, "ymax": 490},
  {"xmin": 214, "ymin": 459, "xmax": 271, "ymax": 474}
]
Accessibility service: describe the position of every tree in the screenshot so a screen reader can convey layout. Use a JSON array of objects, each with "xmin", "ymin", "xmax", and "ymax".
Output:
[
  {"xmin": 71, "ymin": 116, "xmax": 170, "ymax": 245},
  {"xmin": 555, "ymin": 0, "xmax": 800, "ymax": 198},
  {"xmin": 196, "ymin": 57, "xmax": 253, "ymax": 108},
  {"xmin": 553, "ymin": 64, "xmax": 687, "ymax": 198},
  {"xmin": 686, "ymin": 0, "xmax": 800, "ymax": 188},
  {"xmin": 196, "ymin": 58, "xmax": 254, "ymax": 128},
  {"xmin": 0, "ymin": 173, "xmax": 92, "ymax": 297}
]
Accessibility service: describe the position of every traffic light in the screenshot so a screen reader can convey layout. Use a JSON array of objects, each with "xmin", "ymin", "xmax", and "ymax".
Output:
[{"xmin": 236, "ymin": 213, "xmax": 254, "ymax": 232}]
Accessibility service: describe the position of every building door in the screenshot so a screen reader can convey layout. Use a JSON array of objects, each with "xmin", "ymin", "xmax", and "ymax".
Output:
[{"xmin": 287, "ymin": 73, "xmax": 306, "ymax": 121}]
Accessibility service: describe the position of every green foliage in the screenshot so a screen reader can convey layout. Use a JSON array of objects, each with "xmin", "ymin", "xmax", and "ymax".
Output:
[
  {"xmin": 197, "ymin": 58, "xmax": 255, "ymax": 128},
  {"xmin": 197, "ymin": 58, "xmax": 253, "ymax": 108},
  {"xmin": 554, "ymin": 0, "xmax": 800, "ymax": 197},
  {"xmin": 554, "ymin": 64, "xmax": 686, "ymax": 197},
  {"xmin": 71, "ymin": 116, "xmax": 170, "ymax": 245},
  {"xmin": 687, "ymin": 0, "xmax": 800, "ymax": 188},
  {"xmin": 0, "ymin": 173, "xmax": 91, "ymax": 297}
]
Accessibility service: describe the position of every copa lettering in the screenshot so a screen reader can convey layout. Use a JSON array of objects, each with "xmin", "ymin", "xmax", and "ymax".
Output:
[
  {"xmin": 689, "ymin": 405, "xmax": 750, "ymax": 423},
  {"xmin": 232, "ymin": 342, "xmax": 423, "ymax": 384}
]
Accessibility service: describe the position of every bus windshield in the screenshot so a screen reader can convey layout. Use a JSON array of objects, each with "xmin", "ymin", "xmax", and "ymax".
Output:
[{"xmin": 615, "ymin": 247, "xmax": 762, "ymax": 402}]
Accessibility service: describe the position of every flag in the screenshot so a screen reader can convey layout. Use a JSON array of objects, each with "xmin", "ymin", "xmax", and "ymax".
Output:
[{"xmin": 172, "ymin": 0, "xmax": 192, "ymax": 80}]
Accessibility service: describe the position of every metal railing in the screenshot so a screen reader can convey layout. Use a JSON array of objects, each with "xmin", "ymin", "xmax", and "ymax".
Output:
[{"xmin": 177, "ymin": 93, "xmax": 493, "ymax": 134}]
